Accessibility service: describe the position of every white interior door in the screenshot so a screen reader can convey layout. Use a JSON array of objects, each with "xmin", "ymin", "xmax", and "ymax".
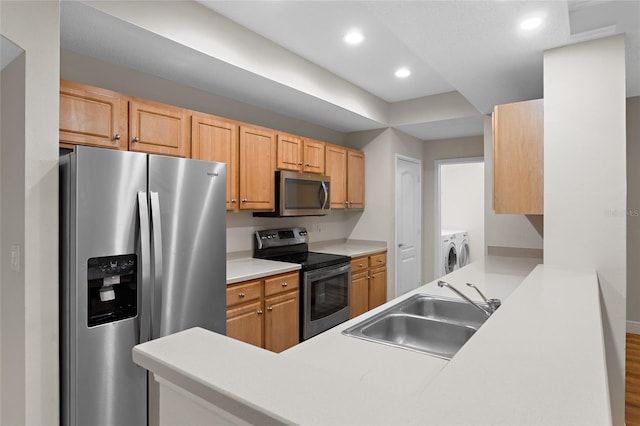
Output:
[{"xmin": 396, "ymin": 156, "xmax": 422, "ymax": 296}]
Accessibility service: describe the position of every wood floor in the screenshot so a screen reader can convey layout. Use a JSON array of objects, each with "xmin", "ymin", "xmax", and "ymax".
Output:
[{"xmin": 627, "ymin": 333, "xmax": 640, "ymax": 424}]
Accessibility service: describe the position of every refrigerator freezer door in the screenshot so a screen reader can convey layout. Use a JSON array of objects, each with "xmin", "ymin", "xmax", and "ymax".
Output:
[
  {"xmin": 61, "ymin": 146, "xmax": 148, "ymax": 426},
  {"xmin": 148, "ymin": 155, "xmax": 227, "ymax": 338}
]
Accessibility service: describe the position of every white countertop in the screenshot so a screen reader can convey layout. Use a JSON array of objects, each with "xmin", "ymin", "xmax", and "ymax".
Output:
[
  {"xmin": 226, "ymin": 239, "xmax": 386, "ymax": 285},
  {"xmin": 226, "ymin": 258, "xmax": 300, "ymax": 285},
  {"xmin": 134, "ymin": 256, "xmax": 611, "ymax": 425}
]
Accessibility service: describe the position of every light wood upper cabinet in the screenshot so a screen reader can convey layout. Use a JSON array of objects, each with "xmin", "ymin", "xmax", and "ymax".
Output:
[
  {"xmin": 276, "ymin": 132, "xmax": 303, "ymax": 171},
  {"xmin": 191, "ymin": 113, "xmax": 239, "ymax": 211},
  {"xmin": 59, "ymin": 80, "xmax": 128, "ymax": 150},
  {"xmin": 129, "ymin": 98, "xmax": 190, "ymax": 157},
  {"xmin": 325, "ymin": 145, "xmax": 348, "ymax": 209},
  {"xmin": 276, "ymin": 133, "xmax": 325, "ymax": 174},
  {"xmin": 492, "ymin": 99, "xmax": 544, "ymax": 214},
  {"xmin": 239, "ymin": 125, "xmax": 276, "ymax": 211},
  {"xmin": 347, "ymin": 149, "xmax": 365, "ymax": 209},
  {"xmin": 301, "ymin": 139, "xmax": 325, "ymax": 174}
]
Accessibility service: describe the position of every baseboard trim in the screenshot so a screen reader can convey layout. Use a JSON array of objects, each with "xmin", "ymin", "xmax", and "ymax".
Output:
[{"xmin": 627, "ymin": 321, "xmax": 640, "ymax": 335}]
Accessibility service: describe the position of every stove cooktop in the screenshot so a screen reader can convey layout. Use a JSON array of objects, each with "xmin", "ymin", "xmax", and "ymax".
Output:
[{"xmin": 267, "ymin": 251, "xmax": 350, "ymax": 271}]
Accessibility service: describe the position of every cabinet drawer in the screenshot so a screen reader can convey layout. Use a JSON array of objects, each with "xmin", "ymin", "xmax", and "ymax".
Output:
[
  {"xmin": 351, "ymin": 256, "xmax": 369, "ymax": 273},
  {"xmin": 369, "ymin": 252, "xmax": 386, "ymax": 267},
  {"xmin": 265, "ymin": 272, "xmax": 299, "ymax": 297},
  {"xmin": 226, "ymin": 280, "xmax": 262, "ymax": 307}
]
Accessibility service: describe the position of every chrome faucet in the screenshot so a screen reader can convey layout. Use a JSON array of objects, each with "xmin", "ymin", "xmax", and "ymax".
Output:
[{"xmin": 437, "ymin": 280, "xmax": 501, "ymax": 318}]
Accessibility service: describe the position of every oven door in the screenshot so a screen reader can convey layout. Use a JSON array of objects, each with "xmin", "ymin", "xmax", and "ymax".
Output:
[{"xmin": 302, "ymin": 262, "xmax": 351, "ymax": 340}]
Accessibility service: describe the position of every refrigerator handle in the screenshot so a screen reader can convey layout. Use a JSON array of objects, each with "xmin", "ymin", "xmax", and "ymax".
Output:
[
  {"xmin": 150, "ymin": 191, "xmax": 164, "ymax": 338},
  {"xmin": 137, "ymin": 191, "xmax": 151, "ymax": 344}
]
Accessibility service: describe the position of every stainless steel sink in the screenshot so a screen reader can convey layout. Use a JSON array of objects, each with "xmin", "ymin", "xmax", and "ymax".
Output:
[
  {"xmin": 400, "ymin": 295, "xmax": 488, "ymax": 328},
  {"xmin": 342, "ymin": 294, "xmax": 490, "ymax": 359}
]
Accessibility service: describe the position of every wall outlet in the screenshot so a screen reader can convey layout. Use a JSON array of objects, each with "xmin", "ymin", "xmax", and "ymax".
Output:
[{"xmin": 10, "ymin": 244, "xmax": 20, "ymax": 272}]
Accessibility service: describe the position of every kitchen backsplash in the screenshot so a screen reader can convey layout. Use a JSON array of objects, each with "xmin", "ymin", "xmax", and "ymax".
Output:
[{"xmin": 226, "ymin": 211, "xmax": 362, "ymax": 253}]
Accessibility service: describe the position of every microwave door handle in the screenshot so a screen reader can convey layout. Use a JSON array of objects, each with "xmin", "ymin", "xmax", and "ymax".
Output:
[{"xmin": 320, "ymin": 181, "xmax": 329, "ymax": 209}]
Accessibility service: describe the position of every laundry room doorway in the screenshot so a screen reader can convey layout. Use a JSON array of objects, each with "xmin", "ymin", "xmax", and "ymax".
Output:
[{"xmin": 434, "ymin": 158, "xmax": 484, "ymax": 279}]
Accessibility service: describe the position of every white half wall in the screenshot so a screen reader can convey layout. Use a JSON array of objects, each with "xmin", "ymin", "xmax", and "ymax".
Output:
[
  {"xmin": 0, "ymin": 1, "xmax": 60, "ymax": 424},
  {"xmin": 544, "ymin": 35, "xmax": 627, "ymax": 425}
]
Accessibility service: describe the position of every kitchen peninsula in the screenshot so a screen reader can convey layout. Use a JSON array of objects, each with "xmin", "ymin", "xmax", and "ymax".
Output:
[{"xmin": 133, "ymin": 256, "xmax": 611, "ymax": 425}]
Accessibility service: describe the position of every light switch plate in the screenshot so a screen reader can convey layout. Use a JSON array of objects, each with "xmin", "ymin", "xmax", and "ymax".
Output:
[{"xmin": 10, "ymin": 244, "xmax": 20, "ymax": 272}]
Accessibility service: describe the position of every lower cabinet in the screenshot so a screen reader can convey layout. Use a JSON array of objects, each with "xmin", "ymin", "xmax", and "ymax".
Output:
[
  {"xmin": 226, "ymin": 271, "xmax": 299, "ymax": 353},
  {"xmin": 350, "ymin": 251, "xmax": 387, "ymax": 318}
]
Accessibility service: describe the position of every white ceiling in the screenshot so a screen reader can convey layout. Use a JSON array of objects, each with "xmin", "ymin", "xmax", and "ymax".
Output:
[{"xmin": 60, "ymin": 0, "xmax": 640, "ymax": 141}]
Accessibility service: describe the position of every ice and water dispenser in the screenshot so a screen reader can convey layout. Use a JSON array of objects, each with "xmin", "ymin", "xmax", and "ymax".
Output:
[{"xmin": 87, "ymin": 254, "xmax": 137, "ymax": 327}]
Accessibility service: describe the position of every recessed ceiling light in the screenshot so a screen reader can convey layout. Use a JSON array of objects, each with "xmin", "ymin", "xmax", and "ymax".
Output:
[
  {"xmin": 395, "ymin": 68, "xmax": 411, "ymax": 78},
  {"xmin": 520, "ymin": 17, "xmax": 542, "ymax": 30},
  {"xmin": 344, "ymin": 31, "xmax": 364, "ymax": 45}
]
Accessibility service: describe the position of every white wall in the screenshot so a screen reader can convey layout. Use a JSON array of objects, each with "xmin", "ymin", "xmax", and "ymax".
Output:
[
  {"xmin": 483, "ymin": 116, "xmax": 544, "ymax": 257},
  {"xmin": 544, "ymin": 35, "xmax": 627, "ymax": 425},
  {"xmin": 441, "ymin": 161, "xmax": 485, "ymax": 263},
  {"xmin": 423, "ymin": 136, "xmax": 484, "ymax": 281},
  {"xmin": 0, "ymin": 1, "xmax": 60, "ymax": 424}
]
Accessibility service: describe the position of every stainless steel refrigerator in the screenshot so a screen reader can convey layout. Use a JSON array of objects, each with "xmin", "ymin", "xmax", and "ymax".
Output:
[{"xmin": 60, "ymin": 145, "xmax": 227, "ymax": 426}]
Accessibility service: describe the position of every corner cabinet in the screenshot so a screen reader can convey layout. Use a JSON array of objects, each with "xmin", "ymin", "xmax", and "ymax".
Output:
[
  {"xmin": 239, "ymin": 125, "xmax": 276, "ymax": 211},
  {"xmin": 492, "ymin": 99, "xmax": 543, "ymax": 214},
  {"xmin": 350, "ymin": 251, "xmax": 387, "ymax": 318},
  {"xmin": 191, "ymin": 113, "xmax": 239, "ymax": 211},
  {"xmin": 59, "ymin": 80, "xmax": 128, "ymax": 150},
  {"xmin": 325, "ymin": 144, "xmax": 365, "ymax": 210},
  {"xmin": 226, "ymin": 271, "xmax": 300, "ymax": 353}
]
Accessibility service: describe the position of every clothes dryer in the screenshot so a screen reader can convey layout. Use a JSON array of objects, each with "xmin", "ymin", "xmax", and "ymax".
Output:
[
  {"xmin": 456, "ymin": 231, "xmax": 470, "ymax": 268},
  {"xmin": 441, "ymin": 230, "xmax": 458, "ymax": 276}
]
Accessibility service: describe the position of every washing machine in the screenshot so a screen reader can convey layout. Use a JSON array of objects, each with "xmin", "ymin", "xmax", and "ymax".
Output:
[
  {"xmin": 456, "ymin": 231, "xmax": 470, "ymax": 269},
  {"xmin": 441, "ymin": 230, "xmax": 459, "ymax": 276}
]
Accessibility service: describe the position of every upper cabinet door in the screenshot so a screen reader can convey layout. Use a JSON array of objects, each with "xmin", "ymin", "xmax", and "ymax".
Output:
[
  {"xmin": 492, "ymin": 99, "xmax": 543, "ymax": 214},
  {"xmin": 325, "ymin": 144, "xmax": 348, "ymax": 209},
  {"xmin": 302, "ymin": 139, "xmax": 325, "ymax": 174},
  {"xmin": 276, "ymin": 133, "xmax": 303, "ymax": 172},
  {"xmin": 59, "ymin": 80, "xmax": 128, "ymax": 150},
  {"xmin": 347, "ymin": 149, "xmax": 365, "ymax": 209},
  {"xmin": 239, "ymin": 125, "xmax": 276, "ymax": 211},
  {"xmin": 129, "ymin": 98, "xmax": 189, "ymax": 157},
  {"xmin": 191, "ymin": 113, "xmax": 239, "ymax": 211}
]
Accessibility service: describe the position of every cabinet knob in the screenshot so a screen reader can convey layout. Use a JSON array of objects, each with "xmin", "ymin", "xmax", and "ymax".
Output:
[
  {"xmin": 344, "ymin": 201, "xmax": 349, "ymax": 207},
  {"xmin": 305, "ymin": 163, "xmax": 310, "ymax": 167},
  {"xmin": 231, "ymin": 198, "xmax": 237, "ymax": 204},
  {"xmin": 297, "ymin": 162, "xmax": 303, "ymax": 166},
  {"xmin": 358, "ymin": 263, "xmax": 363, "ymax": 267},
  {"xmin": 377, "ymin": 259, "xmax": 383, "ymax": 263},
  {"xmin": 371, "ymin": 274, "xmax": 376, "ymax": 278},
  {"xmin": 282, "ymin": 282, "xmax": 288, "ymax": 287},
  {"xmin": 267, "ymin": 306, "xmax": 273, "ymax": 312},
  {"xmin": 367, "ymin": 276, "xmax": 371, "ymax": 279},
  {"xmin": 114, "ymin": 134, "xmax": 121, "ymax": 141},
  {"xmin": 238, "ymin": 292, "xmax": 245, "ymax": 298},
  {"xmin": 257, "ymin": 310, "xmax": 263, "ymax": 315},
  {"xmin": 241, "ymin": 198, "xmax": 248, "ymax": 203},
  {"xmin": 132, "ymin": 136, "xmax": 139, "ymax": 143}
]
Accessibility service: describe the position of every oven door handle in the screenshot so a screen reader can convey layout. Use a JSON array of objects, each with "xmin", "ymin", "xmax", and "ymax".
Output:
[{"xmin": 320, "ymin": 181, "xmax": 329, "ymax": 209}]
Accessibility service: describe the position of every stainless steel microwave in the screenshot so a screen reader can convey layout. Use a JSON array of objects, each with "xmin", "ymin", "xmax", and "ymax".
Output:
[{"xmin": 254, "ymin": 170, "xmax": 330, "ymax": 217}]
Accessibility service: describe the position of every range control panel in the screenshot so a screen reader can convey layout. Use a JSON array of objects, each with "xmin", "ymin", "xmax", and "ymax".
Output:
[{"xmin": 255, "ymin": 227, "xmax": 308, "ymax": 250}]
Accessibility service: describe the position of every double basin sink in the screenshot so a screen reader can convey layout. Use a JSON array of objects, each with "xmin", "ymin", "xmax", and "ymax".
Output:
[{"xmin": 342, "ymin": 294, "xmax": 490, "ymax": 359}]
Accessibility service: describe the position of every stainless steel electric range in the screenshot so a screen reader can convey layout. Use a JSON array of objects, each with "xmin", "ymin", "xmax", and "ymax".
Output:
[{"xmin": 254, "ymin": 227, "xmax": 351, "ymax": 340}]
